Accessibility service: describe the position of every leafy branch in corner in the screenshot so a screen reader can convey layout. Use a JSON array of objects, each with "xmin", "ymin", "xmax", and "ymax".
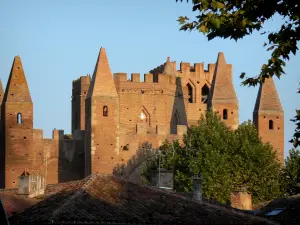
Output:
[{"xmin": 176, "ymin": 0, "xmax": 300, "ymax": 147}]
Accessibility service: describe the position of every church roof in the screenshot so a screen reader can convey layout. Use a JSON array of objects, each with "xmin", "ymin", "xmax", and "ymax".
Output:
[
  {"xmin": 9, "ymin": 174, "xmax": 275, "ymax": 225},
  {"xmin": 254, "ymin": 77, "xmax": 283, "ymax": 113},
  {"xmin": 3, "ymin": 56, "xmax": 32, "ymax": 103},
  {"xmin": 87, "ymin": 47, "xmax": 118, "ymax": 98},
  {"xmin": 208, "ymin": 52, "xmax": 238, "ymax": 104}
]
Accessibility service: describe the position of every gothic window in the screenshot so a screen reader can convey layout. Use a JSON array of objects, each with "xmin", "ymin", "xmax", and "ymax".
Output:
[
  {"xmin": 223, "ymin": 109, "xmax": 228, "ymax": 120},
  {"xmin": 187, "ymin": 83, "xmax": 194, "ymax": 103},
  {"xmin": 17, "ymin": 113, "xmax": 22, "ymax": 124},
  {"xmin": 103, "ymin": 106, "xmax": 108, "ymax": 117},
  {"xmin": 201, "ymin": 84, "xmax": 209, "ymax": 103},
  {"xmin": 139, "ymin": 111, "xmax": 147, "ymax": 123},
  {"xmin": 269, "ymin": 120, "xmax": 274, "ymax": 130}
]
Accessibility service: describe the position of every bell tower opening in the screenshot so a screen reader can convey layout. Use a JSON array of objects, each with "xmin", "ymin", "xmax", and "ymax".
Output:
[
  {"xmin": 187, "ymin": 83, "xmax": 194, "ymax": 103},
  {"xmin": 201, "ymin": 84, "xmax": 209, "ymax": 103}
]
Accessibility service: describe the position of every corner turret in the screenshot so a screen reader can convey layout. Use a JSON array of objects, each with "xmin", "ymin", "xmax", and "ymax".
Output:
[
  {"xmin": 207, "ymin": 52, "xmax": 239, "ymax": 129},
  {"xmin": 85, "ymin": 47, "xmax": 119, "ymax": 175},
  {"xmin": 253, "ymin": 77, "xmax": 284, "ymax": 164},
  {"xmin": 163, "ymin": 57, "xmax": 176, "ymax": 76},
  {"xmin": 1, "ymin": 56, "xmax": 34, "ymax": 189}
]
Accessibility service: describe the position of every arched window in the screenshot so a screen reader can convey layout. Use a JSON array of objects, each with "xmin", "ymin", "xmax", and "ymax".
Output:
[
  {"xmin": 186, "ymin": 83, "xmax": 194, "ymax": 103},
  {"xmin": 103, "ymin": 106, "xmax": 108, "ymax": 117},
  {"xmin": 223, "ymin": 109, "xmax": 228, "ymax": 120},
  {"xmin": 201, "ymin": 84, "xmax": 209, "ymax": 103},
  {"xmin": 17, "ymin": 113, "xmax": 22, "ymax": 124},
  {"xmin": 269, "ymin": 120, "xmax": 274, "ymax": 130}
]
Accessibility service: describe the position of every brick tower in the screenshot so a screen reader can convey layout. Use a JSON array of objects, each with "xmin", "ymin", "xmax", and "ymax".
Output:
[
  {"xmin": 253, "ymin": 77, "xmax": 284, "ymax": 165},
  {"xmin": 0, "ymin": 79, "xmax": 4, "ymax": 188},
  {"xmin": 0, "ymin": 56, "xmax": 34, "ymax": 188},
  {"xmin": 85, "ymin": 48, "xmax": 120, "ymax": 175},
  {"xmin": 207, "ymin": 52, "xmax": 239, "ymax": 129}
]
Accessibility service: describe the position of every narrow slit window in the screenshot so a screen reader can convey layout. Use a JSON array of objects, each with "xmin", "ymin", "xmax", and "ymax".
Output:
[
  {"xmin": 17, "ymin": 113, "xmax": 22, "ymax": 124},
  {"xmin": 223, "ymin": 109, "xmax": 228, "ymax": 120},
  {"xmin": 269, "ymin": 120, "xmax": 274, "ymax": 130},
  {"xmin": 103, "ymin": 106, "xmax": 108, "ymax": 117}
]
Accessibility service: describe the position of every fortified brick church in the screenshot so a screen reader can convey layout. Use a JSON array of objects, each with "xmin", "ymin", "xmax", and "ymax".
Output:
[{"xmin": 0, "ymin": 48, "xmax": 284, "ymax": 189}]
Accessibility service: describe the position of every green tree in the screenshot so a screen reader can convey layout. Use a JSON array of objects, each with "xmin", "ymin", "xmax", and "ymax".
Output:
[
  {"xmin": 141, "ymin": 111, "xmax": 283, "ymax": 204},
  {"xmin": 282, "ymin": 148, "xmax": 300, "ymax": 195},
  {"xmin": 176, "ymin": 0, "xmax": 300, "ymax": 147}
]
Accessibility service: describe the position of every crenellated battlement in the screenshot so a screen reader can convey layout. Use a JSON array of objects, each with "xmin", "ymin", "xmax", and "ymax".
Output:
[
  {"xmin": 113, "ymin": 72, "xmax": 177, "ymax": 85},
  {"xmin": 149, "ymin": 57, "xmax": 216, "ymax": 76},
  {"xmin": 72, "ymin": 75, "xmax": 91, "ymax": 96}
]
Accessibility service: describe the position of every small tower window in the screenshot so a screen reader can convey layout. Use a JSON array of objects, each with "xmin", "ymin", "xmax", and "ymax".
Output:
[
  {"xmin": 103, "ymin": 106, "xmax": 108, "ymax": 117},
  {"xmin": 269, "ymin": 120, "xmax": 274, "ymax": 130},
  {"xmin": 17, "ymin": 113, "xmax": 22, "ymax": 124},
  {"xmin": 223, "ymin": 109, "xmax": 228, "ymax": 120}
]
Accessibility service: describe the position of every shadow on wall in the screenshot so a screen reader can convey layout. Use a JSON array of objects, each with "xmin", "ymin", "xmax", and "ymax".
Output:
[
  {"xmin": 170, "ymin": 77, "xmax": 188, "ymax": 134},
  {"xmin": 113, "ymin": 142, "xmax": 159, "ymax": 183},
  {"xmin": 58, "ymin": 135, "xmax": 86, "ymax": 183}
]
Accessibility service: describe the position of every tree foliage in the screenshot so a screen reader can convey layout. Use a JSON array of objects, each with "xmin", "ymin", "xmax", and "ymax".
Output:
[
  {"xmin": 282, "ymin": 148, "xmax": 300, "ymax": 196},
  {"xmin": 290, "ymin": 86, "xmax": 300, "ymax": 148},
  {"xmin": 176, "ymin": 0, "xmax": 299, "ymax": 86},
  {"xmin": 176, "ymin": 0, "xmax": 300, "ymax": 147},
  {"xmin": 141, "ymin": 111, "xmax": 283, "ymax": 204}
]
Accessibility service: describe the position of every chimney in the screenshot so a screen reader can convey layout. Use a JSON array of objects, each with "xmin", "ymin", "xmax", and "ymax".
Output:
[
  {"xmin": 231, "ymin": 185, "xmax": 252, "ymax": 210},
  {"xmin": 192, "ymin": 173, "xmax": 203, "ymax": 203}
]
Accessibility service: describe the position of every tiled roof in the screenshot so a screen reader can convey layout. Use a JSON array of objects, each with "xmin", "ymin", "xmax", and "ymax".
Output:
[
  {"xmin": 0, "ymin": 193, "xmax": 39, "ymax": 217},
  {"xmin": 9, "ymin": 174, "xmax": 277, "ymax": 225}
]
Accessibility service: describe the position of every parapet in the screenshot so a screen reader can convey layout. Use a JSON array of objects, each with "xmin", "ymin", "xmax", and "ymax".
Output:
[
  {"xmin": 52, "ymin": 129, "xmax": 64, "ymax": 140},
  {"xmin": 144, "ymin": 73, "xmax": 153, "ymax": 83},
  {"xmin": 131, "ymin": 73, "xmax": 140, "ymax": 82},
  {"xmin": 80, "ymin": 75, "xmax": 91, "ymax": 85},
  {"xmin": 33, "ymin": 129, "xmax": 44, "ymax": 140},
  {"xmin": 114, "ymin": 73, "xmax": 127, "ymax": 82},
  {"xmin": 180, "ymin": 62, "xmax": 191, "ymax": 72}
]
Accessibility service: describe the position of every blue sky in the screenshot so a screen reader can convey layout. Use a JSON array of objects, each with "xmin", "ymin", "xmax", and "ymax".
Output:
[{"xmin": 0, "ymin": 0, "xmax": 299, "ymax": 158}]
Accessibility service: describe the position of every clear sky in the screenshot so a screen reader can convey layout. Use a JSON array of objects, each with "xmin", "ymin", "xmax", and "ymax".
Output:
[{"xmin": 0, "ymin": 0, "xmax": 299, "ymax": 158}]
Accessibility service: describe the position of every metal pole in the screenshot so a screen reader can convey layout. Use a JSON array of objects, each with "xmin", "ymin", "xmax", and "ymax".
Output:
[{"xmin": 158, "ymin": 150, "xmax": 161, "ymax": 188}]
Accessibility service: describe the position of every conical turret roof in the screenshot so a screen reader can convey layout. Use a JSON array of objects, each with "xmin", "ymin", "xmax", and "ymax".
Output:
[
  {"xmin": 87, "ymin": 48, "xmax": 117, "ymax": 98},
  {"xmin": 208, "ymin": 52, "xmax": 238, "ymax": 103},
  {"xmin": 3, "ymin": 56, "xmax": 32, "ymax": 102},
  {"xmin": 254, "ymin": 77, "xmax": 283, "ymax": 113}
]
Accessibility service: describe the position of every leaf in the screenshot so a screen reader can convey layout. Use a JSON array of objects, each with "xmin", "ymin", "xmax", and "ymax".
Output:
[
  {"xmin": 240, "ymin": 72, "xmax": 246, "ymax": 79},
  {"xmin": 199, "ymin": 25, "xmax": 207, "ymax": 34},
  {"xmin": 177, "ymin": 16, "xmax": 189, "ymax": 25},
  {"xmin": 216, "ymin": 2, "xmax": 225, "ymax": 9},
  {"xmin": 210, "ymin": 18, "xmax": 221, "ymax": 28}
]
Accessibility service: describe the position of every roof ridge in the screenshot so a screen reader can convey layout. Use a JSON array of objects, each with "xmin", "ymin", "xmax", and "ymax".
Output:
[{"xmin": 49, "ymin": 174, "xmax": 95, "ymax": 220}]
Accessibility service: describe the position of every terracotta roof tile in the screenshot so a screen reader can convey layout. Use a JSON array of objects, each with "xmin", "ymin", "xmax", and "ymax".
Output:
[{"xmin": 9, "ymin": 174, "xmax": 277, "ymax": 225}]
